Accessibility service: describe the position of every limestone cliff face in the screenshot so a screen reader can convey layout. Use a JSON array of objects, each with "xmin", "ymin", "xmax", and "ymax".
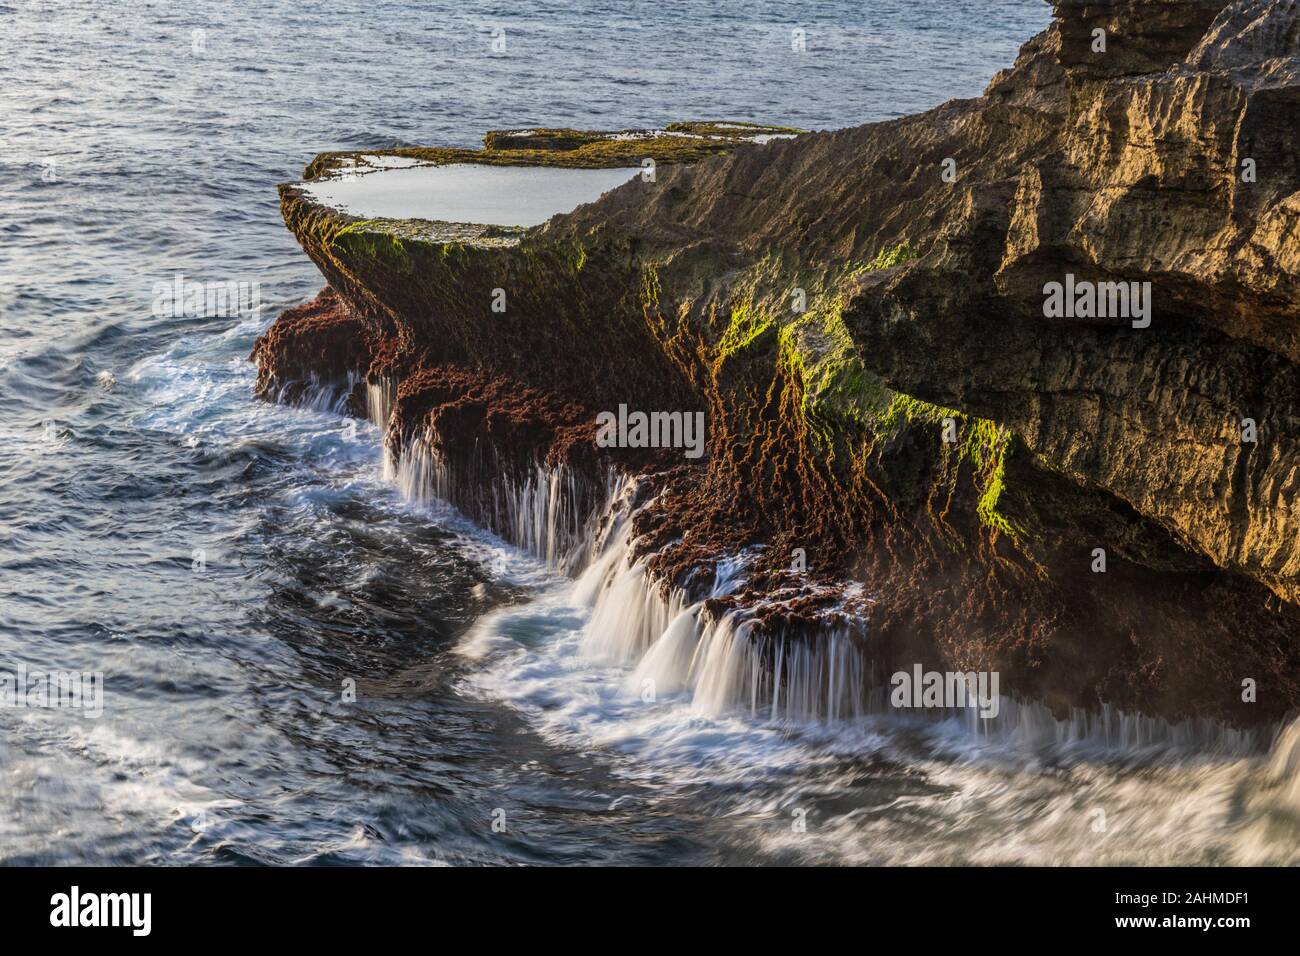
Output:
[
  {"xmin": 844, "ymin": 0, "xmax": 1300, "ymax": 609},
  {"xmin": 255, "ymin": 0, "xmax": 1300, "ymax": 726}
]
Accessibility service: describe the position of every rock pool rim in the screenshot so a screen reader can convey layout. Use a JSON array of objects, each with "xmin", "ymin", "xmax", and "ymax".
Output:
[
  {"xmin": 299, "ymin": 163, "xmax": 648, "ymax": 229},
  {"xmin": 300, "ymin": 120, "xmax": 810, "ymax": 181}
]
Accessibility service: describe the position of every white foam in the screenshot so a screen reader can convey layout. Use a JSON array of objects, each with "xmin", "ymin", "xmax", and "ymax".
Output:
[
  {"xmin": 248, "ymin": 343, "xmax": 1300, "ymax": 864},
  {"xmin": 391, "ymin": 428, "xmax": 620, "ymax": 574}
]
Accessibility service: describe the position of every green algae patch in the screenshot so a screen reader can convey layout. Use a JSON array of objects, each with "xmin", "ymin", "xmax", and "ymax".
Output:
[
  {"xmin": 875, "ymin": 391, "xmax": 1023, "ymax": 537},
  {"xmin": 701, "ymin": 249, "xmax": 922, "ymax": 467},
  {"xmin": 974, "ymin": 431, "xmax": 1020, "ymax": 538},
  {"xmin": 757, "ymin": 242, "xmax": 1022, "ymax": 539},
  {"xmin": 716, "ymin": 298, "xmax": 777, "ymax": 360},
  {"xmin": 875, "ymin": 391, "xmax": 959, "ymax": 436},
  {"xmin": 771, "ymin": 247, "xmax": 926, "ymax": 452},
  {"xmin": 866, "ymin": 241, "xmax": 919, "ymax": 271},
  {"xmin": 841, "ymin": 242, "xmax": 920, "ymax": 282},
  {"xmin": 778, "ymin": 302, "xmax": 887, "ymax": 452},
  {"xmin": 332, "ymin": 221, "xmax": 415, "ymax": 274}
]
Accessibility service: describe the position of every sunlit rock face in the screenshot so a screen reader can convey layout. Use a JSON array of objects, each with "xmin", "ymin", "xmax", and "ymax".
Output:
[
  {"xmin": 845, "ymin": 0, "xmax": 1300, "ymax": 606},
  {"xmin": 254, "ymin": 1, "xmax": 1300, "ymax": 727}
]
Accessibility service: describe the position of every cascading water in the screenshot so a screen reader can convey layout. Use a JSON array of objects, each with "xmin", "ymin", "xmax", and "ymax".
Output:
[
  {"xmin": 253, "ymin": 367, "xmax": 1300, "ymax": 864},
  {"xmin": 272, "ymin": 371, "xmax": 880, "ymax": 723},
  {"xmin": 275, "ymin": 372, "xmax": 1292, "ymax": 748},
  {"xmin": 561, "ymin": 493, "xmax": 1278, "ymax": 746},
  {"xmin": 391, "ymin": 427, "xmax": 617, "ymax": 575},
  {"xmin": 570, "ymin": 506, "xmax": 873, "ymax": 722},
  {"xmin": 273, "ymin": 371, "xmax": 361, "ymax": 416},
  {"xmin": 366, "ymin": 377, "xmax": 396, "ymax": 436}
]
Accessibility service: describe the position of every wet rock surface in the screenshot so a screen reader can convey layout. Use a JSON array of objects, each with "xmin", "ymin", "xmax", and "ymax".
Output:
[{"xmin": 254, "ymin": 0, "xmax": 1300, "ymax": 725}]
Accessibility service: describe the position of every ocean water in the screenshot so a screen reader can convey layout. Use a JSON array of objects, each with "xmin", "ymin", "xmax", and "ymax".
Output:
[{"xmin": 3, "ymin": 0, "xmax": 1299, "ymax": 867}]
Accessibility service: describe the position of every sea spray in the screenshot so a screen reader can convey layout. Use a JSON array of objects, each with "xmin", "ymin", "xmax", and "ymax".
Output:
[
  {"xmin": 271, "ymin": 373, "xmax": 1282, "ymax": 749},
  {"xmin": 571, "ymin": 502, "xmax": 872, "ymax": 721},
  {"xmin": 272, "ymin": 371, "xmax": 361, "ymax": 416},
  {"xmin": 366, "ymin": 377, "xmax": 396, "ymax": 432},
  {"xmin": 391, "ymin": 427, "xmax": 622, "ymax": 574},
  {"xmin": 566, "ymin": 498, "xmax": 1275, "ymax": 746}
]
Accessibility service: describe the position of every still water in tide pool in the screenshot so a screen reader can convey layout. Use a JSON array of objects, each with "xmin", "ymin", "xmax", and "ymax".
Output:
[
  {"xmin": 3, "ymin": 0, "xmax": 1299, "ymax": 866},
  {"xmin": 301, "ymin": 162, "xmax": 645, "ymax": 226}
]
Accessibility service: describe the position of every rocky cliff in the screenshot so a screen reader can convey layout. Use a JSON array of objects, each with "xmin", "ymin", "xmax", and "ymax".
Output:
[{"xmin": 254, "ymin": 0, "xmax": 1300, "ymax": 726}]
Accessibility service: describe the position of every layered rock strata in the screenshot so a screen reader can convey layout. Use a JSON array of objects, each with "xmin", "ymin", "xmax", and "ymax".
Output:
[{"xmin": 253, "ymin": 1, "xmax": 1300, "ymax": 726}]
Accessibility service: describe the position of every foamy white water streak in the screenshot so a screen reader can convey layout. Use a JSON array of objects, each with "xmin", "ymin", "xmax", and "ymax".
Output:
[{"xmin": 271, "ymin": 370, "xmax": 1300, "ymax": 865}]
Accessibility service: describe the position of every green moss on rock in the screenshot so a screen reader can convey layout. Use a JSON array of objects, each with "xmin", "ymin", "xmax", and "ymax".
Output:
[
  {"xmin": 716, "ymin": 298, "xmax": 776, "ymax": 359},
  {"xmin": 875, "ymin": 392, "xmax": 1022, "ymax": 537}
]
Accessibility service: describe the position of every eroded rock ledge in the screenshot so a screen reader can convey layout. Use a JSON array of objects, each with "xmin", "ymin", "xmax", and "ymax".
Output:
[{"xmin": 254, "ymin": 0, "xmax": 1300, "ymax": 726}]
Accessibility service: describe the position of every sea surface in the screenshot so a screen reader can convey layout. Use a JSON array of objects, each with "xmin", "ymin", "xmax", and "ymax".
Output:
[{"xmin": 3, "ymin": 0, "xmax": 1299, "ymax": 866}]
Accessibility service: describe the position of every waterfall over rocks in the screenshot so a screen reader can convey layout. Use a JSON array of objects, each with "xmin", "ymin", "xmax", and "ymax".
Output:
[{"xmin": 276, "ymin": 372, "xmax": 1292, "ymax": 750}]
